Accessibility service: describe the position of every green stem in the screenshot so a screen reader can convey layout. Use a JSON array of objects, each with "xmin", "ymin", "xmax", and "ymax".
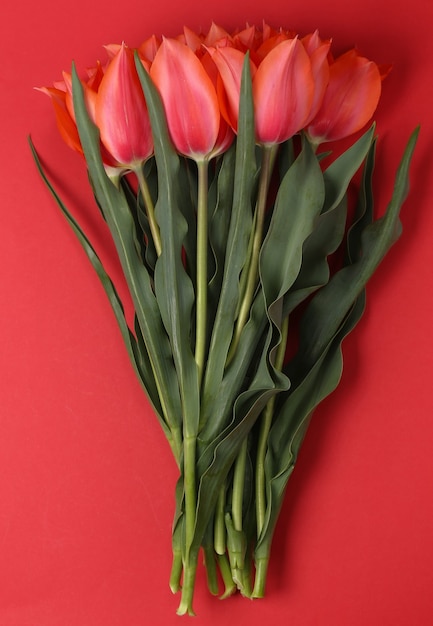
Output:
[
  {"xmin": 167, "ymin": 425, "xmax": 182, "ymax": 469},
  {"xmin": 169, "ymin": 550, "xmax": 183, "ymax": 594},
  {"xmin": 183, "ymin": 435, "xmax": 197, "ymax": 554},
  {"xmin": 169, "ymin": 511, "xmax": 184, "ymax": 593},
  {"xmin": 195, "ymin": 159, "xmax": 209, "ymax": 385},
  {"xmin": 227, "ymin": 144, "xmax": 278, "ymax": 362},
  {"xmin": 255, "ymin": 315, "xmax": 289, "ymax": 537},
  {"xmin": 252, "ymin": 556, "xmax": 269, "ymax": 598},
  {"xmin": 134, "ymin": 165, "xmax": 162, "ymax": 257},
  {"xmin": 177, "ymin": 548, "xmax": 199, "ymax": 616},
  {"xmin": 227, "ymin": 439, "xmax": 248, "ymax": 591},
  {"xmin": 177, "ymin": 159, "xmax": 209, "ymax": 615},
  {"xmin": 232, "ymin": 438, "xmax": 248, "ymax": 533},
  {"xmin": 214, "ymin": 484, "xmax": 227, "ymax": 555},
  {"xmin": 203, "ymin": 521, "xmax": 220, "ymax": 595},
  {"xmin": 217, "ymin": 553, "xmax": 237, "ymax": 598}
]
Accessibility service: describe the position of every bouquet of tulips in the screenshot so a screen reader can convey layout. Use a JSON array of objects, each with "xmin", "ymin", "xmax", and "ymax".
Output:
[{"xmin": 31, "ymin": 22, "xmax": 418, "ymax": 615}]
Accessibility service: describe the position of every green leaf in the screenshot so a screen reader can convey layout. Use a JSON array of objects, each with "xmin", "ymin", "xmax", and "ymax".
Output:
[
  {"xmin": 278, "ymin": 127, "xmax": 376, "ymax": 319},
  {"xmin": 208, "ymin": 145, "xmax": 237, "ymax": 314},
  {"xmin": 255, "ymin": 126, "xmax": 419, "ymax": 561},
  {"xmin": 256, "ymin": 291, "xmax": 366, "ymax": 559},
  {"xmin": 346, "ymin": 138, "xmax": 377, "ymax": 264},
  {"xmin": 193, "ymin": 322, "xmax": 289, "ymax": 555},
  {"xmin": 293, "ymin": 126, "xmax": 419, "ymax": 378},
  {"xmin": 71, "ymin": 64, "xmax": 183, "ymax": 437},
  {"xmin": 322, "ymin": 124, "xmax": 375, "ymax": 214},
  {"xmin": 198, "ymin": 290, "xmax": 268, "ymax": 447},
  {"xmin": 134, "ymin": 53, "xmax": 199, "ymax": 438},
  {"xmin": 283, "ymin": 194, "xmax": 347, "ymax": 316},
  {"xmin": 28, "ymin": 137, "xmax": 171, "ymax": 440},
  {"xmin": 259, "ymin": 137, "xmax": 325, "ymax": 317},
  {"xmin": 200, "ymin": 54, "xmax": 257, "ymax": 433},
  {"xmin": 259, "ymin": 140, "xmax": 379, "ymax": 542}
]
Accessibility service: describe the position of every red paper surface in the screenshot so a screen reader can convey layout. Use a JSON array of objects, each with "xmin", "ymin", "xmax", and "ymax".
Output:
[{"xmin": 1, "ymin": 2, "xmax": 433, "ymax": 624}]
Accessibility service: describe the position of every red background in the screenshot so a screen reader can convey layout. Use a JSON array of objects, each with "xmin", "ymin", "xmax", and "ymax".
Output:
[{"xmin": 1, "ymin": 1, "xmax": 433, "ymax": 624}]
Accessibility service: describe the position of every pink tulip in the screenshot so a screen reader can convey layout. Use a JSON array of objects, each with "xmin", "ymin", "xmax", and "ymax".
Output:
[
  {"xmin": 95, "ymin": 43, "xmax": 154, "ymax": 167},
  {"xmin": 208, "ymin": 44, "xmax": 256, "ymax": 133},
  {"xmin": 209, "ymin": 37, "xmax": 316, "ymax": 146},
  {"xmin": 253, "ymin": 38, "xmax": 315, "ymax": 144},
  {"xmin": 150, "ymin": 37, "xmax": 232, "ymax": 161}
]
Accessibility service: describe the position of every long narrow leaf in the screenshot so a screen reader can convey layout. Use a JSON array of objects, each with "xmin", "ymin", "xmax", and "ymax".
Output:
[
  {"xmin": 29, "ymin": 137, "xmax": 171, "ymax": 437},
  {"xmin": 135, "ymin": 54, "xmax": 199, "ymax": 438},
  {"xmin": 200, "ymin": 55, "xmax": 257, "ymax": 431},
  {"xmin": 256, "ymin": 292, "xmax": 366, "ymax": 559},
  {"xmin": 293, "ymin": 127, "xmax": 419, "ymax": 377},
  {"xmin": 322, "ymin": 125, "xmax": 375, "ymax": 213},
  {"xmin": 260, "ymin": 139, "xmax": 325, "ymax": 311},
  {"xmin": 71, "ymin": 65, "xmax": 183, "ymax": 435}
]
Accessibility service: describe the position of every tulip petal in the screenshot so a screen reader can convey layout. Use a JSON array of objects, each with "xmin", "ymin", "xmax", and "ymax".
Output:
[
  {"xmin": 138, "ymin": 35, "xmax": 161, "ymax": 62},
  {"xmin": 37, "ymin": 86, "xmax": 82, "ymax": 153},
  {"xmin": 151, "ymin": 38, "xmax": 220, "ymax": 159},
  {"xmin": 301, "ymin": 32, "xmax": 331, "ymax": 124},
  {"xmin": 208, "ymin": 45, "xmax": 257, "ymax": 132},
  {"xmin": 253, "ymin": 38, "xmax": 314, "ymax": 144},
  {"xmin": 204, "ymin": 23, "xmax": 231, "ymax": 47},
  {"xmin": 182, "ymin": 26, "xmax": 203, "ymax": 53}
]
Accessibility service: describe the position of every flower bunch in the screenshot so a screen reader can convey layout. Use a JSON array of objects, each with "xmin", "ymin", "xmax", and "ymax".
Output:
[{"xmin": 32, "ymin": 22, "xmax": 418, "ymax": 616}]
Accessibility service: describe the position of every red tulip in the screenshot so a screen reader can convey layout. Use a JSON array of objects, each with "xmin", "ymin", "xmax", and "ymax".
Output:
[
  {"xmin": 209, "ymin": 38, "xmax": 315, "ymax": 146},
  {"xmin": 306, "ymin": 49, "xmax": 382, "ymax": 144},
  {"xmin": 150, "ymin": 37, "xmax": 232, "ymax": 161},
  {"xmin": 95, "ymin": 43, "xmax": 154, "ymax": 167}
]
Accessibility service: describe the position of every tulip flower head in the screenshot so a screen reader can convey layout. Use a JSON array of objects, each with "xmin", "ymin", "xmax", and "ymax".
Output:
[
  {"xmin": 209, "ymin": 37, "xmax": 316, "ymax": 146},
  {"xmin": 95, "ymin": 43, "xmax": 154, "ymax": 169},
  {"xmin": 37, "ymin": 84, "xmax": 83, "ymax": 154},
  {"xmin": 37, "ymin": 59, "xmax": 139, "ymax": 175},
  {"xmin": 150, "ymin": 37, "xmax": 232, "ymax": 162},
  {"xmin": 306, "ymin": 49, "xmax": 382, "ymax": 145}
]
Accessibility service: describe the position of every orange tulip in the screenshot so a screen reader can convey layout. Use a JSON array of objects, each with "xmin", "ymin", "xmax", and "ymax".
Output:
[
  {"xmin": 38, "ymin": 62, "xmax": 102, "ymax": 152},
  {"xmin": 150, "ymin": 37, "xmax": 232, "ymax": 161},
  {"xmin": 38, "ymin": 65, "xmax": 123, "ymax": 171},
  {"xmin": 209, "ymin": 37, "xmax": 315, "ymax": 146},
  {"xmin": 306, "ymin": 49, "xmax": 382, "ymax": 144},
  {"xmin": 37, "ymin": 84, "xmax": 83, "ymax": 154}
]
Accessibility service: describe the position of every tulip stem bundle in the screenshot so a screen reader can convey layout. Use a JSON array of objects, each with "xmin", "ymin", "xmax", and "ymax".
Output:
[{"xmin": 32, "ymin": 23, "xmax": 418, "ymax": 616}]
